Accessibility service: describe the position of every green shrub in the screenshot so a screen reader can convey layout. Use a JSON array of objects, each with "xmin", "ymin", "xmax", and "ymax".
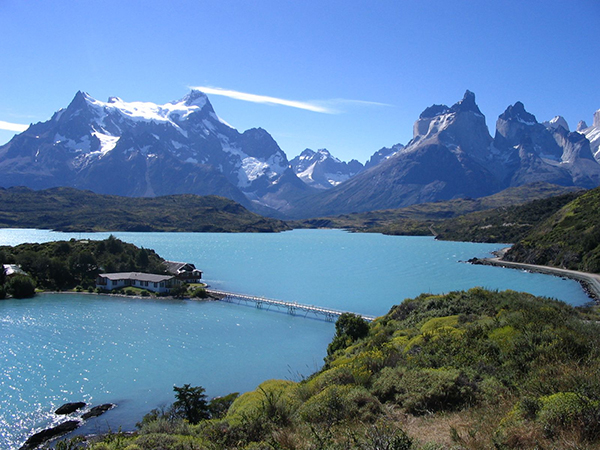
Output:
[
  {"xmin": 7, "ymin": 274, "xmax": 36, "ymax": 298},
  {"xmin": 297, "ymin": 385, "xmax": 381, "ymax": 424},
  {"xmin": 538, "ymin": 392, "xmax": 597, "ymax": 437},
  {"xmin": 192, "ymin": 287, "xmax": 208, "ymax": 298},
  {"xmin": 132, "ymin": 434, "xmax": 180, "ymax": 450},
  {"xmin": 140, "ymin": 290, "xmax": 150, "ymax": 297},
  {"xmin": 75, "ymin": 285, "xmax": 84, "ymax": 292},
  {"xmin": 394, "ymin": 368, "xmax": 477, "ymax": 414}
]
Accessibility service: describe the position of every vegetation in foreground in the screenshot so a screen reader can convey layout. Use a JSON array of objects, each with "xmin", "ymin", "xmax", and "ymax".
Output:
[
  {"xmin": 61, "ymin": 288, "xmax": 600, "ymax": 449},
  {"xmin": 0, "ymin": 186, "xmax": 290, "ymax": 232}
]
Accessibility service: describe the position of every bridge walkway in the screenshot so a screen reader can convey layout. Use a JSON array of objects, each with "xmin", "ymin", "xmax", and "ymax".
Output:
[{"xmin": 206, "ymin": 289, "xmax": 377, "ymax": 322}]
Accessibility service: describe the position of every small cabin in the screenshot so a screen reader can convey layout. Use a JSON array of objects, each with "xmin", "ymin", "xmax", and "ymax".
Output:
[
  {"xmin": 96, "ymin": 272, "xmax": 180, "ymax": 294},
  {"xmin": 163, "ymin": 261, "xmax": 203, "ymax": 283}
]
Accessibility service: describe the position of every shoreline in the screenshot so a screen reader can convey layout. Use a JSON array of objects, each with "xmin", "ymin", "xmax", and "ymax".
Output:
[{"xmin": 469, "ymin": 253, "xmax": 600, "ymax": 302}]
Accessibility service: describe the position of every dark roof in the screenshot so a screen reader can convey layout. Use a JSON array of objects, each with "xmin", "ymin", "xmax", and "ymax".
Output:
[
  {"xmin": 98, "ymin": 272, "xmax": 174, "ymax": 283},
  {"xmin": 163, "ymin": 260, "xmax": 201, "ymax": 274}
]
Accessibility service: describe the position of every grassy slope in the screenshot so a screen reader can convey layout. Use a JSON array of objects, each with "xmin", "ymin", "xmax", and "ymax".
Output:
[
  {"xmin": 504, "ymin": 186, "xmax": 600, "ymax": 273},
  {"xmin": 432, "ymin": 190, "xmax": 584, "ymax": 243},
  {"xmin": 0, "ymin": 186, "xmax": 290, "ymax": 232},
  {"xmin": 85, "ymin": 288, "xmax": 600, "ymax": 450}
]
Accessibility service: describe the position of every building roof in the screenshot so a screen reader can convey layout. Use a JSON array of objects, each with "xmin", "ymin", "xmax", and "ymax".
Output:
[
  {"xmin": 98, "ymin": 272, "xmax": 174, "ymax": 283},
  {"xmin": 3, "ymin": 264, "xmax": 26, "ymax": 276},
  {"xmin": 164, "ymin": 260, "xmax": 202, "ymax": 274}
]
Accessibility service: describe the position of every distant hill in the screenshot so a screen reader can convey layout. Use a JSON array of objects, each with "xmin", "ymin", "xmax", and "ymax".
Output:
[
  {"xmin": 292, "ymin": 183, "xmax": 580, "ymax": 236},
  {"xmin": 431, "ymin": 190, "xmax": 584, "ymax": 243},
  {"xmin": 0, "ymin": 187, "xmax": 291, "ymax": 232},
  {"xmin": 504, "ymin": 186, "xmax": 600, "ymax": 273}
]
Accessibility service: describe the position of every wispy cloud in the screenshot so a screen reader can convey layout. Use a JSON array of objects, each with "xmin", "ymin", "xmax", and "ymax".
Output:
[
  {"xmin": 191, "ymin": 86, "xmax": 391, "ymax": 114},
  {"xmin": 0, "ymin": 120, "xmax": 29, "ymax": 132}
]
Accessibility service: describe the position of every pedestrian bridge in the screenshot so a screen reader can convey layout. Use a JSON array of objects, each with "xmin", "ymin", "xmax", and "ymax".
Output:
[{"xmin": 206, "ymin": 289, "xmax": 377, "ymax": 322}]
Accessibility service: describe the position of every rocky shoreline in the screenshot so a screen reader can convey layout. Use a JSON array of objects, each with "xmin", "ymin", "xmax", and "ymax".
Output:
[{"xmin": 19, "ymin": 402, "xmax": 115, "ymax": 450}]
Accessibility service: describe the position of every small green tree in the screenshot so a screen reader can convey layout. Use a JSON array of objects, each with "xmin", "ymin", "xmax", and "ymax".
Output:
[
  {"xmin": 7, "ymin": 274, "xmax": 36, "ymax": 299},
  {"xmin": 208, "ymin": 392, "xmax": 239, "ymax": 419},
  {"xmin": 327, "ymin": 313, "xmax": 370, "ymax": 356},
  {"xmin": 172, "ymin": 384, "xmax": 210, "ymax": 424}
]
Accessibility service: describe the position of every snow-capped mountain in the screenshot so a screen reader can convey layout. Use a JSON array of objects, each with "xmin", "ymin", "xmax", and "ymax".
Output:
[
  {"xmin": 290, "ymin": 148, "xmax": 364, "ymax": 189},
  {"xmin": 576, "ymin": 109, "xmax": 600, "ymax": 161},
  {"xmin": 495, "ymin": 102, "xmax": 600, "ymax": 188},
  {"xmin": 364, "ymin": 143, "xmax": 404, "ymax": 170},
  {"xmin": 286, "ymin": 91, "xmax": 600, "ymax": 218},
  {"xmin": 0, "ymin": 90, "xmax": 310, "ymax": 212}
]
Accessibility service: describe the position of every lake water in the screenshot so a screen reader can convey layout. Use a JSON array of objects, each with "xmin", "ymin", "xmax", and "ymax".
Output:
[{"xmin": 0, "ymin": 228, "xmax": 592, "ymax": 449}]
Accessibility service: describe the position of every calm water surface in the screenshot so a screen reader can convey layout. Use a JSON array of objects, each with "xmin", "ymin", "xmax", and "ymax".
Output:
[{"xmin": 0, "ymin": 228, "xmax": 591, "ymax": 448}]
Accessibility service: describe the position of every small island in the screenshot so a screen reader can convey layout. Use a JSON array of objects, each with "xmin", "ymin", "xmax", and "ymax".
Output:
[{"xmin": 0, "ymin": 235, "xmax": 210, "ymax": 300}]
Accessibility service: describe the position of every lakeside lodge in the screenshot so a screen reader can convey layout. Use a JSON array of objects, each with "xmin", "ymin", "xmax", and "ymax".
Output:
[
  {"xmin": 96, "ymin": 272, "xmax": 180, "ymax": 294},
  {"xmin": 95, "ymin": 260, "xmax": 203, "ymax": 294}
]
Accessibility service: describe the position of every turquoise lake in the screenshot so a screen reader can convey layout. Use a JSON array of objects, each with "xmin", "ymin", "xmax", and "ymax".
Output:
[{"xmin": 0, "ymin": 228, "xmax": 592, "ymax": 449}]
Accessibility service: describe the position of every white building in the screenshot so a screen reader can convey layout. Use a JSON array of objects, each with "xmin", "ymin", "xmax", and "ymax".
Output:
[{"xmin": 96, "ymin": 272, "xmax": 180, "ymax": 294}]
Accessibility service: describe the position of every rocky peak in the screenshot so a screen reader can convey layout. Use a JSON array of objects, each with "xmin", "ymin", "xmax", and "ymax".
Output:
[
  {"xmin": 182, "ymin": 89, "xmax": 209, "ymax": 108},
  {"xmin": 543, "ymin": 116, "xmax": 569, "ymax": 132},
  {"xmin": 498, "ymin": 101, "xmax": 537, "ymax": 125},
  {"xmin": 577, "ymin": 120, "xmax": 589, "ymax": 132},
  {"xmin": 449, "ymin": 90, "xmax": 483, "ymax": 115},
  {"xmin": 419, "ymin": 104, "xmax": 450, "ymax": 119},
  {"xmin": 594, "ymin": 109, "xmax": 600, "ymax": 128}
]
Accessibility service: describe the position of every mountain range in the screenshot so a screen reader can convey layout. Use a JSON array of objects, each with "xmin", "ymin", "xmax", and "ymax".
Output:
[
  {"xmin": 286, "ymin": 91, "xmax": 600, "ymax": 218},
  {"xmin": 0, "ymin": 89, "xmax": 599, "ymax": 219}
]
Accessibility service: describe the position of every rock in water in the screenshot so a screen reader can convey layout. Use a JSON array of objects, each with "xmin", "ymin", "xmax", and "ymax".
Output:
[
  {"xmin": 19, "ymin": 420, "xmax": 81, "ymax": 450},
  {"xmin": 81, "ymin": 403, "xmax": 115, "ymax": 420},
  {"xmin": 55, "ymin": 402, "xmax": 86, "ymax": 415}
]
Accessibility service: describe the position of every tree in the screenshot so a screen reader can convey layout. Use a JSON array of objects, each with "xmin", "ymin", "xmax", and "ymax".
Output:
[
  {"xmin": 208, "ymin": 392, "xmax": 239, "ymax": 419},
  {"xmin": 327, "ymin": 313, "xmax": 370, "ymax": 357},
  {"xmin": 136, "ymin": 248, "xmax": 149, "ymax": 270},
  {"xmin": 7, "ymin": 274, "xmax": 36, "ymax": 299},
  {"xmin": 172, "ymin": 384, "xmax": 209, "ymax": 424}
]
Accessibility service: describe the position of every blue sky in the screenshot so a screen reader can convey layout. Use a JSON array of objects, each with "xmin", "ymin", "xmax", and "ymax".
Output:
[{"xmin": 1, "ymin": 0, "xmax": 598, "ymax": 163}]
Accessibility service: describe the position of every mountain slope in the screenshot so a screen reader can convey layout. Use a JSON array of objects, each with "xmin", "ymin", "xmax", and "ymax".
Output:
[{"xmin": 0, "ymin": 90, "xmax": 310, "ymax": 213}]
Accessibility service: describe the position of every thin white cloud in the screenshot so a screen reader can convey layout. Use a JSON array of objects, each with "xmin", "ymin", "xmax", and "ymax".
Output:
[
  {"xmin": 191, "ymin": 86, "xmax": 392, "ymax": 114},
  {"xmin": 192, "ymin": 86, "xmax": 334, "ymax": 113},
  {"xmin": 0, "ymin": 120, "xmax": 29, "ymax": 132}
]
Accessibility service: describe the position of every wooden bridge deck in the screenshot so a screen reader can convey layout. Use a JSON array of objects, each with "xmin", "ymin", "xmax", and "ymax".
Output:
[{"xmin": 206, "ymin": 289, "xmax": 377, "ymax": 322}]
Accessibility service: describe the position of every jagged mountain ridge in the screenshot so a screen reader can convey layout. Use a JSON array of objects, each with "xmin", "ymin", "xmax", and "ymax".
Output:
[
  {"xmin": 0, "ymin": 90, "xmax": 312, "ymax": 212},
  {"xmin": 285, "ymin": 91, "xmax": 600, "ymax": 218},
  {"xmin": 1, "ymin": 89, "xmax": 599, "ymax": 220},
  {"xmin": 290, "ymin": 148, "xmax": 364, "ymax": 189}
]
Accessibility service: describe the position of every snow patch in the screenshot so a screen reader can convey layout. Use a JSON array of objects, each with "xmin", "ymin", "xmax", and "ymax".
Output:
[{"xmin": 91, "ymin": 132, "xmax": 120, "ymax": 156}]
